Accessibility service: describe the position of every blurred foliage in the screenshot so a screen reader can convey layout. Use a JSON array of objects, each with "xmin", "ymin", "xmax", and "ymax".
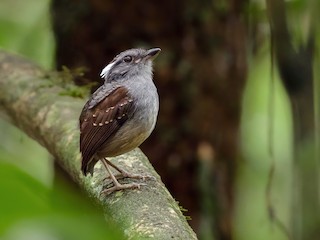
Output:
[
  {"xmin": 0, "ymin": 0, "xmax": 121, "ymax": 239},
  {"xmin": 235, "ymin": 46, "xmax": 293, "ymax": 240},
  {"xmin": 0, "ymin": 118, "xmax": 52, "ymax": 186},
  {"xmin": 0, "ymin": 0, "xmax": 54, "ymax": 68},
  {"xmin": 0, "ymin": 161, "xmax": 123, "ymax": 240},
  {"xmin": 0, "ymin": 0, "xmax": 54, "ymax": 185}
]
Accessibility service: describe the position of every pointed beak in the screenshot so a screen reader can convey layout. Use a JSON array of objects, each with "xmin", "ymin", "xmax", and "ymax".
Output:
[{"xmin": 144, "ymin": 48, "xmax": 161, "ymax": 60}]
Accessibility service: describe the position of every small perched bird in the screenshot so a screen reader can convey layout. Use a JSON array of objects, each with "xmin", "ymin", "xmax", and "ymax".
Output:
[{"xmin": 79, "ymin": 48, "xmax": 161, "ymax": 194}]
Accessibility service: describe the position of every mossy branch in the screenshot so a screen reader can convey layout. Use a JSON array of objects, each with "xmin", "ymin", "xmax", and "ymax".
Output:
[{"xmin": 0, "ymin": 50, "xmax": 197, "ymax": 240}]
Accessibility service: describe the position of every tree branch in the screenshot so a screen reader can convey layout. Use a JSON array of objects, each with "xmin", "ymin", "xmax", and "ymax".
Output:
[{"xmin": 0, "ymin": 50, "xmax": 197, "ymax": 239}]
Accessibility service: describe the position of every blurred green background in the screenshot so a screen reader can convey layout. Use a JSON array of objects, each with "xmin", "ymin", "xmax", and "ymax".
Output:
[
  {"xmin": 0, "ymin": 1, "xmax": 123, "ymax": 239},
  {"xmin": 0, "ymin": 0, "xmax": 53, "ymax": 185},
  {"xmin": 0, "ymin": 0, "xmax": 318, "ymax": 240}
]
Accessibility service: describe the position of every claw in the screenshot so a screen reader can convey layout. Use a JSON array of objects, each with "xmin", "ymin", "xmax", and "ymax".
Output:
[
  {"xmin": 99, "ymin": 158, "xmax": 152, "ymax": 195},
  {"xmin": 104, "ymin": 171, "xmax": 155, "ymax": 181},
  {"xmin": 100, "ymin": 182, "xmax": 147, "ymax": 195}
]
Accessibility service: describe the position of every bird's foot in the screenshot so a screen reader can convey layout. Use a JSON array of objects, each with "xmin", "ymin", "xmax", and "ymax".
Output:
[
  {"xmin": 117, "ymin": 169, "xmax": 156, "ymax": 181},
  {"xmin": 104, "ymin": 169, "xmax": 155, "ymax": 181},
  {"xmin": 100, "ymin": 182, "xmax": 147, "ymax": 195},
  {"xmin": 100, "ymin": 158, "xmax": 155, "ymax": 195},
  {"xmin": 102, "ymin": 158, "xmax": 156, "ymax": 181}
]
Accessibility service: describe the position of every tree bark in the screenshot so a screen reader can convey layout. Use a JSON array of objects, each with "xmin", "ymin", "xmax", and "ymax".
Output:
[{"xmin": 0, "ymin": 50, "xmax": 197, "ymax": 240}]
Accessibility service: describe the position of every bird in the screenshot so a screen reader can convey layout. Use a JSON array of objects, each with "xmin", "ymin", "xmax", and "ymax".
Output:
[{"xmin": 79, "ymin": 47, "xmax": 161, "ymax": 194}]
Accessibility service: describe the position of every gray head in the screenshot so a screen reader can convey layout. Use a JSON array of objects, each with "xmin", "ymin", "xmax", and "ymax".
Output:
[{"xmin": 100, "ymin": 48, "xmax": 161, "ymax": 83}]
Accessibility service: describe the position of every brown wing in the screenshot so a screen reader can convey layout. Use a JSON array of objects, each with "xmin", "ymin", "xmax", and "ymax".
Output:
[{"xmin": 79, "ymin": 86, "xmax": 133, "ymax": 175}]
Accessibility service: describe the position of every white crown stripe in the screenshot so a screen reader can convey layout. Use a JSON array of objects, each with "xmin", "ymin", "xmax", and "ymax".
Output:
[{"xmin": 100, "ymin": 62, "xmax": 115, "ymax": 79}]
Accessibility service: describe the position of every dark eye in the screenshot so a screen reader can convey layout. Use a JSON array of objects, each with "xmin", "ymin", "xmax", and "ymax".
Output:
[{"xmin": 123, "ymin": 56, "xmax": 132, "ymax": 63}]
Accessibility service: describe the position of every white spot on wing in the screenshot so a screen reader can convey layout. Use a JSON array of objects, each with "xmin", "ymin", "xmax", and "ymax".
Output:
[{"xmin": 100, "ymin": 62, "xmax": 115, "ymax": 79}]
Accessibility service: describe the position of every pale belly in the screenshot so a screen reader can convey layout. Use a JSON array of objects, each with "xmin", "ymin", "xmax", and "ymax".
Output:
[{"xmin": 97, "ymin": 123, "xmax": 152, "ymax": 157}]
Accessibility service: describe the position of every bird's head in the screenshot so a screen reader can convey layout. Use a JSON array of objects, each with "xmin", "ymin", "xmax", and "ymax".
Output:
[{"xmin": 100, "ymin": 48, "xmax": 161, "ymax": 83}]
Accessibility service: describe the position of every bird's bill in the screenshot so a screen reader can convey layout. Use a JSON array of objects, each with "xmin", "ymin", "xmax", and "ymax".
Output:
[{"xmin": 144, "ymin": 48, "xmax": 161, "ymax": 60}]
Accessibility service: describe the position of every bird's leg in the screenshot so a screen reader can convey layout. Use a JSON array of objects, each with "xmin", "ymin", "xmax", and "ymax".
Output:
[
  {"xmin": 100, "ymin": 158, "xmax": 145, "ymax": 195},
  {"xmin": 103, "ymin": 158, "xmax": 154, "ymax": 181}
]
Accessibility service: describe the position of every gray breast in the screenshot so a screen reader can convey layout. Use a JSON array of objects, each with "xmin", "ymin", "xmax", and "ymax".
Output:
[{"xmin": 97, "ymin": 78, "xmax": 159, "ymax": 158}]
